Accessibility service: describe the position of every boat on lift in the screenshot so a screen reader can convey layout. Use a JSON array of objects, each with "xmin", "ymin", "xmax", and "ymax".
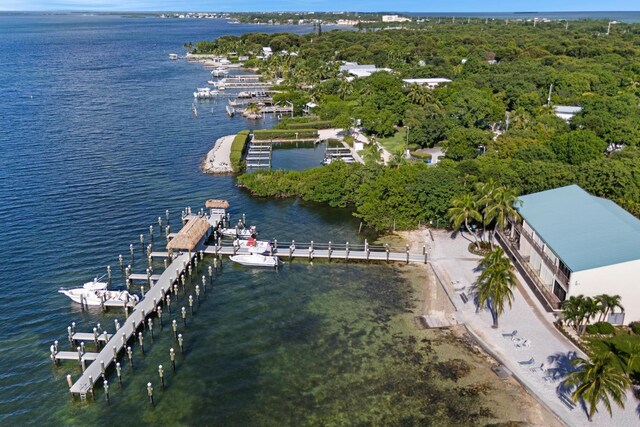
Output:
[
  {"xmin": 82, "ymin": 276, "xmax": 108, "ymax": 291},
  {"xmin": 58, "ymin": 288, "xmax": 139, "ymax": 306},
  {"xmin": 238, "ymin": 236, "xmax": 271, "ymax": 254},
  {"xmin": 220, "ymin": 225, "xmax": 256, "ymax": 239},
  {"xmin": 229, "ymin": 254, "xmax": 280, "ymax": 268}
]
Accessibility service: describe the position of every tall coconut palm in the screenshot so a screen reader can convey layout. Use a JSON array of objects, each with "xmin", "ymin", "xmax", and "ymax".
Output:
[
  {"xmin": 448, "ymin": 193, "xmax": 482, "ymax": 249},
  {"xmin": 564, "ymin": 353, "xmax": 631, "ymax": 421},
  {"xmin": 473, "ymin": 247, "xmax": 517, "ymax": 328},
  {"xmin": 407, "ymin": 84, "xmax": 430, "ymax": 107},
  {"xmin": 483, "ymin": 185, "xmax": 522, "ymax": 234},
  {"xmin": 595, "ymin": 294, "xmax": 624, "ymax": 322}
]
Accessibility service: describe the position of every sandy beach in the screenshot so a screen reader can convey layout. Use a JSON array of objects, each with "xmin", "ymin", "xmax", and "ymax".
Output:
[{"xmin": 201, "ymin": 134, "xmax": 235, "ymax": 174}]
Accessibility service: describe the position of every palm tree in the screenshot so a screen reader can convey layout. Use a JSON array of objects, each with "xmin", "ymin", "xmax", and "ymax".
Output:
[
  {"xmin": 473, "ymin": 247, "xmax": 517, "ymax": 328},
  {"xmin": 564, "ymin": 353, "xmax": 631, "ymax": 421},
  {"xmin": 407, "ymin": 84, "xmax": 430, "ymax": 107},
  {"xmin": 448, "ymin": 193, "xmax": 482, "ymax": 249},
  {"xmin": 561, "ymin": 295, "xmax": 600, "ymax": 335},
  {"xmin": 595, "ymin": 294, "xmax": 624, "ymax": 323},
  {"xmin": 483, "ymin": 185, "xmax": 522, "ymax": 234}
]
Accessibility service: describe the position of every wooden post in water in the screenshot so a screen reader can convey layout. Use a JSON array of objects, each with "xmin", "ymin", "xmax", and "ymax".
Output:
[
  {"xmin": 116, "ymin": 362, "xmax": 122, "ymax": 386},
  {"xmin": 147, "ymin": 382, "xmax": 154, "ymax": 406},
  {"xmin": 170, "ymin": 348, "xmax": 176, "ymax": 372}
]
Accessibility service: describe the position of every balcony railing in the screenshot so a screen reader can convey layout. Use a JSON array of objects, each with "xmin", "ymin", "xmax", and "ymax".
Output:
[
  {"xmin": 496, "ymin": 229, "xmax": 562, "ymax": 311},
  {"xmin": 513, "ymin": 223, "xmax": 570, "ymax": 287}
]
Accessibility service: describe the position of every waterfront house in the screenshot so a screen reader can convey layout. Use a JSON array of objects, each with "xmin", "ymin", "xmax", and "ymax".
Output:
[
  {"xmin": 552, "ymin": 105, "xmax": 582, "ymax": 122},
  {"xmin": 498, "ymin": 185, "xmax": 640, "ymax": 324},
  {"xmin": 338, "ymin": 62, "xmax": 391, "ymax": 78}
]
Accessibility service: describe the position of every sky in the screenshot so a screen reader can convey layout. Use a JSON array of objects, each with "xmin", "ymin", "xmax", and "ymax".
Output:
[{"xmin": 1, "ymin": 0, "xmax": 639, "ymax": 12}]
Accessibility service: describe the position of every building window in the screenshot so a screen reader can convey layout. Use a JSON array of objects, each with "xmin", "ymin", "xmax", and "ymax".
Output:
[
  {"xmin": 608, "ymin": 312, "xmax": 625, "ymax": 325},
  {"xmin": 553, "ymin": 280, "xmax": 567, "ymax": 302}
]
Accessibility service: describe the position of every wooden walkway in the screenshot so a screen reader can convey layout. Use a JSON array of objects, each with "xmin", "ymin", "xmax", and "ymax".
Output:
[
  {"xmin": 203, "ymin": 241, "xmax": 427, "ymax": 264},
  {"xmin": 68, "ymin": 250, "xmax": 194, "ymax": 396}
]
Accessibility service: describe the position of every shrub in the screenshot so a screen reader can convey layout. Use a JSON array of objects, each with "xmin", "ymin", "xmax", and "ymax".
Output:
[
  {"xmin": 586, "ymin": 322, "xmax": 615, "ymax": 335},
  {"xmin": 629, "ymin": 321, "xmax": 640, "ymax": 335},
  {"xmin": 230, "ymin": 130, "xmax": 250, "ymax": 172},
  {"xmin": 585, "ymin": 324, "xmax": 599, "ymax": 334}
]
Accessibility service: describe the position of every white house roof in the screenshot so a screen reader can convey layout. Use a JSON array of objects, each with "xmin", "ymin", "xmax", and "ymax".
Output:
[
  {"xmin": 518, "ymin": 185, "xmax": 640, "ymax": 272},
  {"xmin": 553, "ymin": 105, "xmax": 582, "ymax": 114}
]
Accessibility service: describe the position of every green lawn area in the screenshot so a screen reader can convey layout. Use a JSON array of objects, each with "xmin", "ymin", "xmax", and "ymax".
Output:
[{"xmin": 376, "ymin": 128, "xmax": 407, "ymax": 155}]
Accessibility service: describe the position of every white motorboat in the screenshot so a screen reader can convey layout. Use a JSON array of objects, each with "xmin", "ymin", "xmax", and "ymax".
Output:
[
  {"xmin": 226, "ymin": 105, "xmax": 235, "ymax": 117},
  {"xmin": 221, "ymin": 225, "xmax": 256, "ymax": 239},
  {"xmin": 238, "ymin": 237, "xmax": 271, "ymax": 254},
  {"xmin": 58, "ymin": 288, "xmax": 139, "ymax": 306},
  {"xmin": 229, "ymin": 254, "xmax": 280, "ymax": 268},
  {"xmin": 83, "ymin": 277, "xmax": 108, "ymax": 291},
  {"xmin": 194, "ymin": 87, "xmax": 219, "ymax": 99},
  {"xmin": 169, "ymin": 53, "xmax": 179, "ymax": 60},
  {"xmin": 211, "ymin": 67, "xmax": 229, "ymax": 77}
]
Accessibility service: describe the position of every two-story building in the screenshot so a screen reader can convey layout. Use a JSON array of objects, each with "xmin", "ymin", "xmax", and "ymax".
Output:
[{"xmin": 500, "ymin": 184, "xmax": 640, "ymax": 324}]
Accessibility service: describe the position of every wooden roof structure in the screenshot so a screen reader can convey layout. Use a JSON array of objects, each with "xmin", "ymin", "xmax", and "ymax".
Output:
[
  {"xmin": 205, "ymin": 199, "xmax": 230, "ymax": 209},
  {"xmin": 166, "ymin": 217, "xmax": 211, "ymax": 251}
]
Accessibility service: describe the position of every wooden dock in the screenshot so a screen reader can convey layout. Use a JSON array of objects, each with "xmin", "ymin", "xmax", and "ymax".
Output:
[
  {"xmin": 68, "ymin": 250, "xmax": 195, "ymax": 396},
  {"xmin": 203, "ymin": 240, "xmax": 428, "ymax": 264},
  {"xmin": 50, "ymin": 202, "xmax": 429, "ymax": 401}
]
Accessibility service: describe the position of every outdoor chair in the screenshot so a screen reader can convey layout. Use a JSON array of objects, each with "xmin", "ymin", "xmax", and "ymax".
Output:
[
  {"xmin": 502, "ymin": 330, "xmax": 517, "ymax": 338},
  {"xmin": 518, "ymin": 357, "xmax": 535, "ymax": 365},
  {"xmin": 530, "ymin": 363, "xmax": 545, "ymax": 373}
]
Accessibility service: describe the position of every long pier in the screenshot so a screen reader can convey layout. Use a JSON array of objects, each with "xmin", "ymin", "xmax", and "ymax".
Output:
[
  {"xmin": 203, "ymin": 240, "xmax": 428, "ymax": 264},
  {"xmin": 67, "ymin": 250, "xmax": 195, "ymax": 396}
]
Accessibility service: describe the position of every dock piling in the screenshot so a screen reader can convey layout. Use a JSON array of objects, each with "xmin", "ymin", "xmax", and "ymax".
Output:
[
  {"xmin": 158, "ymin": 365, "xmax": 165, "ymax": 390},
  {"xmin": 104, "ymin": 380, "xmax": 110, "ymax": 404},
  {"xmin": 172, "ymin": 320, "xmax": 177, "ymax": 339},
  {"xmin": 147, "ymin": 382, "xmax": 154, "ymax": 406},
  {"xmin": 116, "ymin": 362, "xmax": 122, "ymax": 386},
  {"xmin": 181, "ymin": 307, "xmax": 187, "ymax": 327},
  {"xmin": 170, "ymin": 348, "xmax": 176, "ymax": 372},
  {"xmin": 138, "ymin": 332, "xmax": 144, "ymax": 355},
  {"xmin": 178, "ymin": 334, "xmax": 184, "ymax": 353},
  {"xmin": 127, "ymin": 346, "xmax": 133, "ymax": 367}
]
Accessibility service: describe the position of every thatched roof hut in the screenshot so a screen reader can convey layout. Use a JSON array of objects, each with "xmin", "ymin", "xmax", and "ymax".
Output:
[
  {"xmin": 166, "ymin": 217, "xmax": 211, "ymax": 251},
  {"xmin": 205, "ymin": 199, "xmax": 230, "ymax": 209}
]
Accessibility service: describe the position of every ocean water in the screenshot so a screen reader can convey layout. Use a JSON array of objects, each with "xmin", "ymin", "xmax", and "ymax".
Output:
[{"xmin": 0, "ymin": 13, "xmax": 547, "ymax": 426}]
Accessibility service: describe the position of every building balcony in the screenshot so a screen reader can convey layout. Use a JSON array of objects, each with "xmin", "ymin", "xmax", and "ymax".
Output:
[
  {"xmin": 496, "ymin": 229, "xmax": 563, "ymax": 311},
  {"xmin": 513, "ymin": 223, "xmax": 570, "ymax": 287}
]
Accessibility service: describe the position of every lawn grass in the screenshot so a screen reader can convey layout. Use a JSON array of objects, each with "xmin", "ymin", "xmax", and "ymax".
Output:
[
  {"xmin": 585, "ymin": 328, "xmax": 640, "ymax": 372},
  {"xmin": 376, "ymin": 128, "xmax": 407, "ymax": 155}
]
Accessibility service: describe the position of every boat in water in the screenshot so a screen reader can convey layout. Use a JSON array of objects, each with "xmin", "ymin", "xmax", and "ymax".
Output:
[
  {"xmin": 221, "ymin": 225, "xmax": 256, "ymax": 239},
  {"xmin": 58, "ymin": 288, "xmax": 139, "ymax": 306},
  {"xmin": 194, "ymin": 87, "xmax": 219, "ymax": 99},
  {"xmin": 229, "ymin": 254, "xmax": 280, "ymax": 268},
  {"xmin": 226, "ymin": 105, "xmax": 235, "ymax": 117},
  {"xmin": 168, "ymin": 53, "xmax": 179, "ymax": 60},
  {"xmin": 211, "ymin": 67, "xmax": 229, "ymax": 77},
  {"xmin": 82, "ymin": 277, "xmax": 108, "ymax": 291}
]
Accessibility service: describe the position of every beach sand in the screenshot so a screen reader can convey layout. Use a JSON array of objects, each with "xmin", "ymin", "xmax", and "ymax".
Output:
[{"xmin": 201, "ymin": 134, "xmax": 235, "ymax": 174}]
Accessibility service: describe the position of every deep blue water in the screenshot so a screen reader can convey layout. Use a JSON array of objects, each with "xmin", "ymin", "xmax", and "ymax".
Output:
[{"xmin": 0, "ymin": 14, "xmax": 384, "ymax": 424}]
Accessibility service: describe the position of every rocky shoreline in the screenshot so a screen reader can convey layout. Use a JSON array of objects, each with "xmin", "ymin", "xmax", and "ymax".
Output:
[{"xmin": 201, "ymin": 134, "xmax": 235, "ymax": 174}]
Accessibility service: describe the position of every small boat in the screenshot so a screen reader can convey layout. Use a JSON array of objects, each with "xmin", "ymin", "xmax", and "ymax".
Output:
[
  {"xmin": 194, "ymin": 87, "xmax": 219, "ymax": 99},
  {"xmin": 221, "ymin": 225, "xmax": 256, "ymax": 239},
  {"xmin": 58, "ymin": 288, "xmax": 139, "ymax": 306},
  {"xmin": 226, "ymin": 105, "xmax": 235, "ymax": 117},
  {"xmin": 211, "ymin": 67, "xmax": 229, "ymax": 77},
  {"xmin": 239, "ymin": 237, "xmax": 271, "ymax": 254},
  {"xmin": 229, "ymin": 254, "xmax": 280, "ymax": 268},
  {"xmin": 169, "ymin": 53, "xmax": 178, "ymax": 60},
  {"xmin": 83, "ymin": 277, "xmax": 108, "ymax": 291}
]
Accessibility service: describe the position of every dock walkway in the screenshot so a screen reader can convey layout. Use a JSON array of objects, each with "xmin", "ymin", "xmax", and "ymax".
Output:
[
  {"xmin": 203, "ymin": 241, "xmax": 427, "ymax": 264},
  {"xmin": 69, "ymin": 250, "xmax": 194, "ymax": 396}
]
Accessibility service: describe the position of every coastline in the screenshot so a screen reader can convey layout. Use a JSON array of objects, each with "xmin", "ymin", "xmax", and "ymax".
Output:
[
  {"xmin": 201, "ymin": 134, "xmax": 235, "ymax": 174},
  {"xmin": 385, "ymin": 230, "xmax": 563, "ymax": 426}
]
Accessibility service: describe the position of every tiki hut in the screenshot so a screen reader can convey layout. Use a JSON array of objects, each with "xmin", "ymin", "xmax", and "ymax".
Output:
[
  {"xmin": 166, "ymin": 217, "xmax": 211, "ymax": 252},
  {"xmin": 205, "ymin": 199, "xmax": 230, "ymax": 209}
]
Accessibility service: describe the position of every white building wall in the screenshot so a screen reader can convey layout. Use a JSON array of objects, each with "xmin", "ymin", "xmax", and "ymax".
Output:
[{"xmin": 568, "ymin": 259, "xmax": 640, "ymax": 324}]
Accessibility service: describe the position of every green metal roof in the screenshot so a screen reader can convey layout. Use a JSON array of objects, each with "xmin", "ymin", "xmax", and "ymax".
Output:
[{"xmin": 518, "ymin": 185, "xmax": 640, "ymax": 272}]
